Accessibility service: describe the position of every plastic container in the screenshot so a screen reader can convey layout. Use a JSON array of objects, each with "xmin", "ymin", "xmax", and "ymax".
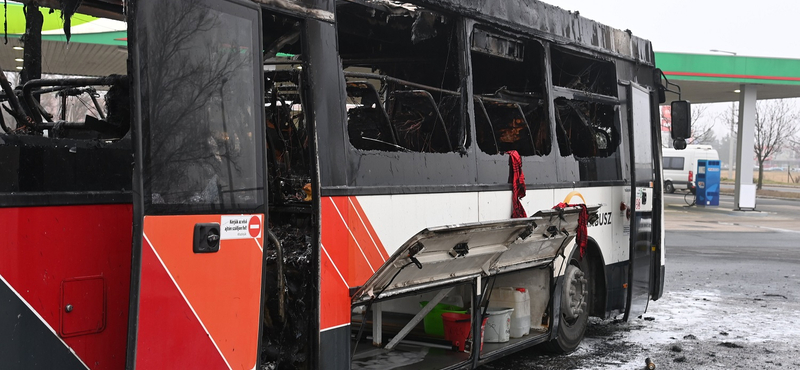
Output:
[
  {"xmin": 420, "ymin": 301, "xmax": 467, "ymax": 337},
  {"xmin": 442, "ymin": 313, "xmax": 487, "ymax": 352},
  {"xmin": 490, "ymin": 287, "xmax": 531, "ymax": 338},
  {"xmin": 483, "ymin": 307, "xmax": 513, "ymax": 343},
  {"xmin": 442, "ymin": 313, "xmax": 471, "ymax": 351}
]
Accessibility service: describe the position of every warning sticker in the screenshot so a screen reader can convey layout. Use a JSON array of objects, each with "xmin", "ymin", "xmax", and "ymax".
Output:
[{"xmin": 221, "ymin": 215, "xmax": 262, "ymax": 240}]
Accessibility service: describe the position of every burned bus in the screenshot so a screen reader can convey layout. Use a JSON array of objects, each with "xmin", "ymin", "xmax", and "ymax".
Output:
[{"xmin": 0, "ymin": 0, "xmax": 690, "ymax": 369}]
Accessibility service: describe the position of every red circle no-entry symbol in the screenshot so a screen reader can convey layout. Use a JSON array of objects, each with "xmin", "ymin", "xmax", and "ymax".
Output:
[{"xmin": 248, "ymin": 216, "xmax": 262, "ymax": 238}]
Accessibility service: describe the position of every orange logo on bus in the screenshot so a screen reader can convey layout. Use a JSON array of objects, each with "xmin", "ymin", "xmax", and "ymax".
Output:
[{"xmin": 562, "ymin": 191, "xmax": 586, "ymax": 205}]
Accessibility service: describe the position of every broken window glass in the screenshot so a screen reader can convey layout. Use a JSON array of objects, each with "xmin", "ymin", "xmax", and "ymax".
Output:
[
  {"xmin": 265, "ymin": 70, "xmax": 309, "ymax": 199},
  {"xmin": 550, "ymin": 47, "xmax": 620, "ymax": 166},
  {"xmin": 470, "ymin": 28, "xmax": 550, "ymax": 156},
  {"xmin": 551, "ymin": 48, "xmax": 617, "ymax": 96},
  {"xmin": 554, "ymin": 98, "xmax": 619, "ymax": 158},
  {"xmin": 338, "ymin": 2, "xmax": 465, "ymax": 153},
  {"xmin": 262, "ymin": 14, "xmax": 311, "ymax": 205}
]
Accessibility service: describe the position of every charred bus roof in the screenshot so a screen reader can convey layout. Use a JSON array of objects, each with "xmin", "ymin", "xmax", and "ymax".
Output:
[
  {"xmin": 16, "ymin": 0, "xmax": 653, "ymax": 65},
  {"xmin": 348, "ymin": 0, "xmax": 655, "ymax": 65}
]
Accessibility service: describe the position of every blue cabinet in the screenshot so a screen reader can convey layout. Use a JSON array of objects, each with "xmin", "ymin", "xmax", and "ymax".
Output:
[{"xmin": 696, "ymin": 160, "xmax": 721, "ymax": 206}]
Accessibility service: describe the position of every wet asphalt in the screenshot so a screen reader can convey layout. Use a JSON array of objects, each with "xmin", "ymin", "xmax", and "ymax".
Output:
[{"xmin": 480, "ymin": 193, "xmax": 800, "ymax": 369}]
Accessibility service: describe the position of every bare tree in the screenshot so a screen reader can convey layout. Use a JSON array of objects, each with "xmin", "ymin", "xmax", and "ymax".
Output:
[
  {"xmin": 716, "ymin": 103, "xmax": 738, "ymax": 175},
  {"xmin": 660, "ymin": 104, "xmax": 715, "ymax": 147},
  {"xmin": 754, "ymin": 99, "xmax": 800, "ymax": 189},
  {"xmin": 688, "ymin": 105, "xmax": 715, "ymax": 144},
  {"xmin": 784, "ymin": 136, "xmax": 800, "ymax": 183}
]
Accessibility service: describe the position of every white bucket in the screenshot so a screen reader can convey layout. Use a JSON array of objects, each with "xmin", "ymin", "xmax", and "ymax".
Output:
[
  {"xmin": 490, "ymin": 287, "xmax": 531, "ymax": 338},
  {"xmin": 483, "ymin": 307, "xmax": 513, "ymax": 343}
]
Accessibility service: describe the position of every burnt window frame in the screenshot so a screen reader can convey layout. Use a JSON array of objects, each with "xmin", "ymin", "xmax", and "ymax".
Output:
[
  {"xmin": 468, "ymin": 26, "xmax": 551, "ymax": 158},
  {"xmin": 466, "ymin": 23, "xmax": 560, "ymax": 188},
  {"xmin": 338, "ymin": 2, "xmax": 468, "ymax": 156},
  {"xmin": 549, "ymin": 45, "xmax": 624, "ymax": 183},
  {"xmin": 551, "ymin": 47, "xmax": 618, "ymax": 97},
  {"xmin": 329, "ymin": 2, "xmax": 478, "ymax": 192}
]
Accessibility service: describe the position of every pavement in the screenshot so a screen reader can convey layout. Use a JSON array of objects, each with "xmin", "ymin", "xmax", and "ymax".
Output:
[
  {"xmin": 665, "ymin": 207, "xmax": 800, "ymax": 238},
  {"xmin": 664, "ymin": 194, "xmax": 800, "ymax": 234}
]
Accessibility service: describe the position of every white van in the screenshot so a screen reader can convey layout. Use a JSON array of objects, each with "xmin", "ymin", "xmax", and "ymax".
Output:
[{"xmin": 662, "ymin": 145, "xmax": 720, "ymax": 193}]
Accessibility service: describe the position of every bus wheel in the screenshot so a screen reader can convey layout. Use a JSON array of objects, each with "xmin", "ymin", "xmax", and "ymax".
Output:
[
  {"xmin": 665, "ymin": 181, "xmax": 675, "ymax": 193},
  {"xmin": 543, "ymin": 253, "xmax": 591, "ymax": 353}
]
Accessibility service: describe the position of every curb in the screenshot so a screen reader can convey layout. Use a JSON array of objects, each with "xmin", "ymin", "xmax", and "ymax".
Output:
[
  {"xmin": 718, "ymin": 191, "xmax": 799, "ymax": 202},
  {"xmin": 665, "ymin": 203, "xmax": 772, "ymax": 217}
]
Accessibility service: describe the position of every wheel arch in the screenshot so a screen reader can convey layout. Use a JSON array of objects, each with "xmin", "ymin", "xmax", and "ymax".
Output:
[
  {"xmin": 584, "ymin": 237, "xmax": 607, "ymax": 318},
  {"xmin": 557, "ymin": 236, "xmax": 607, "ymax": 318},
  {"xmin": 544, "ymin": 236, "xmax": 604, "ymax": 353}
]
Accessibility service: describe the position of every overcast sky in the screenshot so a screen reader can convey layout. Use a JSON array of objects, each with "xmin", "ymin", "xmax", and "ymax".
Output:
[
  {"xmin": 551, "ymin": 1, "xmax": 800, "ymax": 139},
  {"xmin": 551, "ymin": 0, "xmax": 800, "ymax": 59}
]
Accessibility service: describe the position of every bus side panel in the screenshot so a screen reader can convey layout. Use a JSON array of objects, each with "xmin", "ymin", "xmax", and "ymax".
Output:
[
  {"xmin": 321, "ymin": 192, "xmax": 482, "ymax": 367},
  {"xmin": 0, "ymin": 204, "xmax": 132, "ymax": 369},
  {"xmin": 135, "ymin": 215, "xmax": 262, "ymax": 370},
  {"xmin": 319, "ymin": 197, "xmax": 389, "ymax": 325},
  {"xmin": 305, "ymin": 12, "xmax": 352, "ymax": 369}
]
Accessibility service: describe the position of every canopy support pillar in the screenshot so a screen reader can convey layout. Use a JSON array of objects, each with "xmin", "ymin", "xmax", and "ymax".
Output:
[{"xmin": 733, "ymin": 84, "xmax": 757, "ymax": 210}]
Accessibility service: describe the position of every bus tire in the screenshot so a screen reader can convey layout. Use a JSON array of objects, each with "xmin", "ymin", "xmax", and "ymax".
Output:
[
  {"xmin": 665, "ymin": 181, "xmax": 675, "ymax": 194},
  {"xmin": 542, "ymin": 251, "xmax": 591, "ymax": 353}
]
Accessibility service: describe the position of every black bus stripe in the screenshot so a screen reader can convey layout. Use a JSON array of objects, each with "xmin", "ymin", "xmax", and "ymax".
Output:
[{"xmin": 0, "ymin": 275, "xmax": 88, "ymax": 370}]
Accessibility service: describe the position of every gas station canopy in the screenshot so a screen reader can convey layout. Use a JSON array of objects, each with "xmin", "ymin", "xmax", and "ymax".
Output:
[
  {"xmin": 654, "ymin": 51, "xmax": 800, "ymax": 211},
  {"xmin": 655, "ymin": 52, "xmax": 800, "ymax": 104},
  {"xmin": 0, "ymin": 2, "xmax": 126, "ymax": 77}
]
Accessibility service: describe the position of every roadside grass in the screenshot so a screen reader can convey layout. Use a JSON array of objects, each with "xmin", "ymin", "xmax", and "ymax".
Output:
[{"xmin": 721, "ymin": 170, "xmax": 800, "ymax": 185}]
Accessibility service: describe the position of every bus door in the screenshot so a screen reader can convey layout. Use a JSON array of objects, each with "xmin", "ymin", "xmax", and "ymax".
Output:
[
  {"xmin": 128, "ymin": 1, "xmax": 266, "ymax": 369},
  {"xmin": 625, "ymin": 82, "xmax": 656, "ymax": 320}
]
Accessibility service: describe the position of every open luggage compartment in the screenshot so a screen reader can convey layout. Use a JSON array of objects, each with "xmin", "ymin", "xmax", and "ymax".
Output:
[{"xmin": 350, "ymin": 206, "xmax": 597, "ymax": 368}]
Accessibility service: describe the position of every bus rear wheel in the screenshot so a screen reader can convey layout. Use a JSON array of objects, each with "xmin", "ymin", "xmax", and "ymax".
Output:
[{"xmin": 542, "ymin": 252, "xmax": 591, "ymax": 353}]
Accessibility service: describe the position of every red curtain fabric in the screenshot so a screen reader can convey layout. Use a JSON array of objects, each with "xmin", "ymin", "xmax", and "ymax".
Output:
[
  {"xmin": 552, "ymin": 203, "xmax": 589, "ymax": 258},
  {"xmin": 508, "ymin": 150, "xmax": 527, "ymax": 218}
]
